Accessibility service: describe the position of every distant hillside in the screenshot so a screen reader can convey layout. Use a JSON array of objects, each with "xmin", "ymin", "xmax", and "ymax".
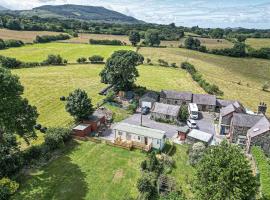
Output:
[
  {"xmin": 0, "ymin": 6, "xmax": 8, "ymax": 10},
  {"xmin": 4, "ymin": 4, "xmax": 143, "ymax": 24}
]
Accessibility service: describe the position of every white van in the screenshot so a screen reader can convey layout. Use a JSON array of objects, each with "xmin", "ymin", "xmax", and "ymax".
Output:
[{"xmin": 188, "ymin": 103, "xmax": 199, "ymax": 119}]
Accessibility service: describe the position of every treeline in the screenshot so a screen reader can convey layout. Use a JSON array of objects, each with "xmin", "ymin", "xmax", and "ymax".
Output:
[
  {"xmin": 77, "ymin": 55, "xmax": 105, "ymax": 64},
  {"xmin": 89, "ymin": 39, "xmax": 123, "ymax": 46},
  {"xmin": 0, "ymin": 54, "xmax": 67, "ymax": 69},
  {"xmin": 0, "ymin": 38, "xmax": 24, "ymax": 49},
  {"xmin": 35, "ymin": 34, "xmax": 71, "ymax": 43},
  {"xmin": 181, "ymin": 62, "xmax": 224, "ymax": 96}
]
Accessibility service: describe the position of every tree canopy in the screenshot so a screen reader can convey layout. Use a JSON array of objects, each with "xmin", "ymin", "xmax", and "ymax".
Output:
[
  {"xmin": 100, "ymin": 50, "xmax": 144, "ymax": 91},
  {"xmin": 129, "ymin": 30, "xmax": 141, "ymax": 46},
  {"xmin": 65, "ymin": 89, "xmax": 94, "ymax": 121},
  {"xmin": 194, "ymin": 141, "xmax": 259, "ymax": 200},
  {"xmin": 145, "ymin": 29, "xmax": 160, "ymax": 47}
]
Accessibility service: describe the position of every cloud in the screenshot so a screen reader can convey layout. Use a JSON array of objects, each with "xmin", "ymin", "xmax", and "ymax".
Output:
[{"xmin": 1, "ymin": 0, "xmax": 270, "ymax": 28}]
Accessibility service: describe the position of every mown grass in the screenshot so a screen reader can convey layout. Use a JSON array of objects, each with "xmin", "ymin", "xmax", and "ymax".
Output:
[
  {"xmin": 251, "ymin": 147, "xmax": 270, "ymax": 199},
  {"xmin": 246, "ymin": 38, "xmax": 270, "ymax": 49},
  {"xmin": 13, "ymin": 141, "xmax": 146, "ymax": 200},
  {"xmin": 0, "ymin": 42, "xmax": 133, "ymax": 63},
  {"xmin": 0, "ymin": 28, "xmax": 63, "ymax": 43},
  {"xmin": 139, "ymin": 47, "xmax": 270, "ymax": 114},
  {"xmin": 12, "ymin": 64, "xmax": 201, "ymax": 147}
]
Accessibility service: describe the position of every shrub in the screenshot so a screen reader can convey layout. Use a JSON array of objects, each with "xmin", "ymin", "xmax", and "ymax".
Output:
[
  {"xmin": 0, "ymin": 178, "xmax": 19, "ymax": 200},
  {"xmin": 170, "ymin": 63, "xmax": 177, "ymax": 68},
  {"xmin": 4, "ymin": 39, "xmax": 24, "ymax": 48},
  {"xmin": 105, "ymin": 90, "xmax": 116, "ymax": 102},
  {"xmin": 179, "ymin": 104, "xmax": 189, "ymax": 122},
  {"xmin": 44, "ymin": 127, "xmax": 71, "ymax": 150},
  {"xmin": 35, "ymin": 34, "xmax": 70, "ymax": 43},
  {"xmin": 89, "ymin": 39, "xmax": 123, "ymax": 46},
  {"xmin": 42, "ymin": 54, "xmax": 65, "ymax": 65},
  {"xmin": 89, "ymin": 55, "xmax": 104, "ymax": 64},
  {"xmin": 158, "ymin": 59, "xmax": 169, "ymax": 67},
  {"xmin": 77, "ymin": 57, "xmax": 87, "ymax": 64},
  {"xmin": 23, "ymin": 145, "xmax": 43, "ymax": 164},
  {"xmin": 0, "ymin": 56, "xmax": 22, "ymax": 68},
  {"xmin": 137, "ymin": 173, "xmax": 156, "ymax": 196},
  {"xmin": 189, "ymin": 142, "xmax": 206, "ymax": 166},
  {"xmin": 262, "ymin": 81, "xmax": 270, "ymax": 91}
]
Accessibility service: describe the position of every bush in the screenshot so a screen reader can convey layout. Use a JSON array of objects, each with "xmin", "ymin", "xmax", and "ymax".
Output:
[
  {"xmin": 89, "ymin": 39, "xmax": 123, "ymax": 46},
  {"xmin": 77, "ymin": 57, "xmax": 87, "ymax": 64},
  {"xmin": 105, "ymin": 90, "xmax": 116, "ymax": 102},
  {"xmin": 35, "ymin": 34, "xmax": 70, "ymax": 43},
  {"xmin": 170, "ymin": 63, "xmax": 177, "ymax": 68},
  {"xmin": 23, "ymin": 145, "xmax": 43, "ymax": 164},
  {"xmin": 0, "ymin": 178, "xmax": 19, "ymax": 200},
  {"xmin": 42, "ymin": 54, "xmax": 65, "ymax": 65},
  {"xmin": 0, "ymin": 56, "xmax": 22, "ymax": 69},
  {"xmin": 262, "ymin": 81, "xmax": 270, "ymax": 91},
  {"xmin": 44, "ymin": 127, "xmax": 71, "ymax": 150},
  {"xmin": 4, "ymin": 39, "xmax": 24, "ymax": 48},
  {"xmin": 158, "ymin": 59, "xmax": 169, "ymax": 67},
  {"xmin": 189, "ymin": 142, "xmax": 206, "ymax": 166},
  {"xmin": 89, "ymin": 55, "xmax": 104, "ymax": 64},
  {"xmin": 179, "ymin": 104, "xmax": 189, "ymax": 122}
]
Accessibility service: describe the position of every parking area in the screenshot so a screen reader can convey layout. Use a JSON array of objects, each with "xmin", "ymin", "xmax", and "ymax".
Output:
[{"xmin": 194, "ymin": 112, "xmax": 216, "ymax": 135}]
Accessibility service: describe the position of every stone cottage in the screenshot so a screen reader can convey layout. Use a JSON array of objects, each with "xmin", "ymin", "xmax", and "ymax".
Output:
[
  {"xmin": 160, "ymin": 90, "xmax": 192, "ymax": 106},
  {"xmin": 151, "ymin": 102, "xmax": 181, "ymax": 122},
  {"xmin": 192, "ymin": 94, "xmax": 216, "ymax": 112},
  {"xmin": 139, "ymin": 91, "xmax": 159, "ymax": 108}
]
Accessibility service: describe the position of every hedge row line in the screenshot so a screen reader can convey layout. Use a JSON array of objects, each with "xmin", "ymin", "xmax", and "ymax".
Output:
[
  {"xmin": 0, "ymin": 39, "xmax": 24, "ymax": 50},
  {"xmin": 77, "ymin": 55, "xmax": 105, "ymax": 64},
  {"xmin": 35, "ymin": 34, "xmax": 71, "ymax": 43},
  {"xmin": 89, "ymin": 39, "xmax": 124, "ymax": 46},
  {"xmin": 181, "ymin": 62, "xmax": 224, "ymax": 96}
]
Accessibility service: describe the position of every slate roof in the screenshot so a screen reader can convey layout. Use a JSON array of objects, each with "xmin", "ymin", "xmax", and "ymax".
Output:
[
  {"xmin": 113, "ymin": 123, "xmax": 166, "ymax": 139},
  {"xmin": 187, "ymin": 129, "xmax": 213, "ymax": 143},
  {"xmin": 220, "ymin": 101, "xmax": 245, "ymax": 117},
  {"xmin": 140, "ymin": 92, "xmax": 159, "ymax": 101},
  {"xmin": 216, "ymin": 99, "xmax": 235, "ymax": 107},
  {"xmin": 192, "ymin": 94, "xmax": 216, "ymax": 106},
  {"xmin": 151, "ymin": 102, "xmax": 181, "ymax": 117},
  {"xmin": 247, "ymin": 117, "xmax": 270, "ymax": 138},
  {"xmin": 232, "ymin": 113, "xmax": 263, "ymax": 128},
  {"xmin": 160, "ymin": 90, "xmax": 192, "ymax": 101}
]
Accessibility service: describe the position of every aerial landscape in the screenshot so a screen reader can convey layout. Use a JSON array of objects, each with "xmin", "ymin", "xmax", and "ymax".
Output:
[{"xmin": 0, "ymin": 1, "xmax": 270, "ymax": 200}]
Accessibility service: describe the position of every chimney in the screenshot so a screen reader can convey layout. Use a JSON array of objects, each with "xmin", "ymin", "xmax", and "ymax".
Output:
[{"xmin": 258, "ymin": 102, "xmax": 267, "ymax": 115}]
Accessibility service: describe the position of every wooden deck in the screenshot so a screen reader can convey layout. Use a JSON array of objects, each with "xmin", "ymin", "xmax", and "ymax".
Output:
[{"xmin": 114, "ymin": 138, "xmax": 152, "ymax": 152}]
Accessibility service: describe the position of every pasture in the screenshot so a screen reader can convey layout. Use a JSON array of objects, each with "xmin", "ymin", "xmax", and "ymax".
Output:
[
  {"xmin": 0, "ymin": 42, "xmax": 133, "ymax": 63},
  {"xmin": 0, "ymin": 29, "xmax": 63, "ymax": 43},
  {"xmin": 13, "ymin": 141, "xmax": 194, "ymax": 200},
  {"xmin": 139, "ymin": 47, "xmax": 270, "ymax": 114},
  {"xmin": 246, "ymin": 38, "xmax": 270, "ymax": 49}
]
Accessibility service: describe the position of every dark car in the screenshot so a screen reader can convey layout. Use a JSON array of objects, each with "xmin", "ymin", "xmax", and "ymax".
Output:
[{"xmin": 141, "ymin": 107, "xmax": 150, "ymax": 115}]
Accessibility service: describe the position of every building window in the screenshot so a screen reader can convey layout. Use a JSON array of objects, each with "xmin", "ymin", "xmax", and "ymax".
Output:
[
  {"xmin": 175, "ymin": 101, "xmax": 178, "ymax": 104},
  {"xmin": 166, "ymin": 115, "xmax": 170, "ymax": 119},
  {"xmin": 118, "ymin": 131, "xmax": 122, "ymax": 136},
  {"xmin": 157, "ymin": 140, "xmax": 160, "ymax": 144},
  {"xmin": 138, "ymin": 136, "xmax": 140, "ymax": 140}
]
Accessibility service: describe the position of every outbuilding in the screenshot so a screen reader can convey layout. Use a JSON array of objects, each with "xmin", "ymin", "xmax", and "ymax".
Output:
[
  {"xmin": 186, "ymin": 129, "xmax": 213, "ymax": 145},
  {"xmin": 178, "ymin": 126, "xmax": 190, "ymax": 141},
  {"xmin": 82, "ymin": 110, "xmax": 106, "ymax": 133},
  {"xmin": 139, "ymin": 92, "xmax": 159, "ymax": 108},
  {"xmin": 72, "ymin": 124, "xmax": 92, "ymax": 137},
  {"xmin": 151, "ymin": 102, "xmax": 181, "ymax": 122}
]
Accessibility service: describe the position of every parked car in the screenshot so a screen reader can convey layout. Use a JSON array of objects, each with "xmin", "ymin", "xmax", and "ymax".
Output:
[
  {"xmin": 141, "ymin": 107, "xmax": 150, "ymax": 115},
  {"xmin": 187, "ymin": 119, "xmax": 197, "ymax": 129}
]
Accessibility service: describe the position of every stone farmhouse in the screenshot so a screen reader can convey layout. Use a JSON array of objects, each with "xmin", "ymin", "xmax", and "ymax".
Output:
[
  {"xmin": 151, "ymin": 102, "xmax": 181, "ymax": 122},
  {"xmin": 192, "ymin": 94, "xmax": 216, "ymax": 112},
  {"xmin": 160, "ymin": 90, "xmax": 192, "ymax": 106}
]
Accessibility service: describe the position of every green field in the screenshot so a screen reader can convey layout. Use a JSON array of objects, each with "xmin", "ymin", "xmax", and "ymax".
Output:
[
  {"xmin": 0, "ymin": 42, "xmax": 133, "ymax": 63},
  {"xmin": 246, "ymin": 38, "xmax": 270, "ymax": 49},
  {"xmin": 139, "ymin": 47, "xmax": 270, "ymax": 114},
  {"xmin": 13, "ymin": 141, "xmax": 194, "ymax": 200}
]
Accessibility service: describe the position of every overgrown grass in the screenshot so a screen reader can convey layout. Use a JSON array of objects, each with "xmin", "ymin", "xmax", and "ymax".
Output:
[
  {"xmin": 251, "ymin": 146, "xmax": 270, "ymax": 199},
  {"xmin": 139, "ymin": 47, "xmax": 270, "ymax": 114},
  {"xmin": 246, "ymin": 38, "xmax": 270, "ymax": 49},
  {"xmin": 0, "ymin": 42, "xmax": 133, "ymax": 63}
]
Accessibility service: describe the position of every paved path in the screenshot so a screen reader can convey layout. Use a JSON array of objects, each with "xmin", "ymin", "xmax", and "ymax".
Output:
[{"xmin": 195, "ymin": 112, "xmax": 216, "ymax": 135}]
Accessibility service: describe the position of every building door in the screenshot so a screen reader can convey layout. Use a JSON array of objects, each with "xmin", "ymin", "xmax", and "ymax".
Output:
[
  {"xmin": 202, "ymin": 105, "xmax": 207, "ymax": 111},
  {"xmin": 127, "ymin": 133, "xmax": 131, "ymax": 141},
  {"xmin": 145, "ymin": 137, "xmax": 148, "ymax": 145}
]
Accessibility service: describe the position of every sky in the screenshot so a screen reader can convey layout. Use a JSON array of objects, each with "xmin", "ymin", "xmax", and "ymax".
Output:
[{"xmin": 1, "ymin": 0, "xmax": 270, "ymax": 29}]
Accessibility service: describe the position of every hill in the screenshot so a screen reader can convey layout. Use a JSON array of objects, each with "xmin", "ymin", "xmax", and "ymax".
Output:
[
  {"xmin": 4, "ymin": 4, "xmax": 143, "ymax": 24},
  {"xmin": 0, "ymin": 6, "xmax": 8, "ymax": 10}
]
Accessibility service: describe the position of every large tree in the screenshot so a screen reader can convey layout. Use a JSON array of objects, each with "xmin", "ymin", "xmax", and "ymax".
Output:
[
  {"xmin": 129, "ymin": 30, "xmax": 141, "ymax": 46},
  {"xmin": 0, "ymin": 67, "xmax": 38, "ymax": 177},
  {"xmin": 145, "ymin": 29, "xmax": 160, "ymax": 47},
  {"xmin": 194, "ymin": 141, "xmax": 259, "ymax": 200},
  {"xmin": 209, "ymin": 28, "xmax": 224, "ymax": 39},
  {"xmin": 100, "ymin": 50, "xmax": 144, "ymax": 91},
  {"xmin": 65, "ymin": 89, "xmax": 94, "ymax": 121}
]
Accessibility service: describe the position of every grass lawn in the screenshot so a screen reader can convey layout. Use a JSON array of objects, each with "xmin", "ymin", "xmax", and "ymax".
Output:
[
  {"xmin": 0, "ymin": 42, "xmax": 133, "ymax": 63},
  {"xmin": 246, "ymin": 38, "xmax": 270, "ymax": 49},
  {"xmin": 12, "ymin": 64, "xmax": 201, "ymax": 147},
  {"xmin": 0, "ymin": 28, "xmax": 63, "ymax": 43},
  {"xmin": 13, "ymin": 141, "xmax": 146, "ymax": 200},
  {"xmin": 139, "ymin": 47, "xmax": 270, "ymax": 114}
]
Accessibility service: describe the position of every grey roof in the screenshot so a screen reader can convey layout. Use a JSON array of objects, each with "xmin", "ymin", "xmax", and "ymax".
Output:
[
  {"xmin": 140, "ymin": 92, "xmax": 159, "ymax": 101},
  {"xmin": 232, "ymin": 113, "xmax": 263, "ymax": 128},
  {"xmin": 113, "ymin": 123, "xmax": 165, "ymax": 139},
  {"xmin": 73, "ymin": 124, "xmax": 90, "ymax": 131},
  {"xmin": 220, "ymin": 101, "xmax": 245, "ymax": 117},
  {"xmin": 178, "ymin": 126, "xmax": 190, "ymax": 133},
  {"xmin": 151, "ymin": 102, "xmax": 181, "ymax": 117},
  {"xmin": 192, "ymin": 94, "xmax": 216, "ymax": 106},
  {"xmin": 161, "ymin": 90, "xmax": 192, "ymax": 101},
  {"xmin": 247, "ymin": 117, "xmax": 270, "ymax": 138},
  {"xmin": 216, "ymin": 99, "xmax": 235, "ymax": 107},
  {"xmin": 187, "ymin": 129, "xmax": 213, "ymax": 143}
]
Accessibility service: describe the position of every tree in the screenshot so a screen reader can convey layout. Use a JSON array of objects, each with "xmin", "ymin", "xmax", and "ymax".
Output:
[
  {"xmin": 194, "ymin": 141, "xmax": 259, "ymax": 200},
  {"xmin": 0, "ymin": 67, "xmax": 38, "ymax": 177},
  {"xmin": 0, "ymin": 39, "xmax": 5, "ymax": 49},
  {"xmin": 129, "ymin": 30, "xmax": 141, "ymax": 46},
  {"xmin": 209, "ymin": 28, "xmax": 224, "ymax": 39},
  {"xmin": 65, "ymin": 89, "xmax": 94, "ymax": 121},
  {"xmin": 89, "ymin": 55, "xmax": 104, "ymax": 63},
  {"xmin": 159, "ymin": 191, "xmax": 186, "ymax": 200},
  {"xmin": 0, "ymin": 178, "xmax": 19, "ymax": 200},
  {"xmin": 184, "ymin": 37, "xmax": 201, "ymax": 50},
  {"xmin": 100, "ymin": 50, "xmax": 144, "ymax": 91},
  {"xmin": 232, "ymin": 42, "xmax": 246, "ymax": 57},
  {"xmin": 0, "ymin": 56, "xmax": 22, "ymax": 69},
  {"xmin": 178, "ymin": 104, "xmax": 189, "ymax": 122},
  {"xmin": 137, "ymin": 173, "xmax": 156, "ymax": 198},
  {"xmin": 77, "ymin": 57, "xmax": 87, "ymax": 64},
  {"xmin": 42, "ymin": 54, "xmax": 65, "ymax": 65},
  {"xmin": 145, "ymin": 29, "xmax": 160, "ymax": 47},
  {"xmin": 236, "ymin": 34, "xmax": 247, "ymax": 43},
  {"xmin": 188, "ymin": 142, "xmax": 206, "ymax": 166}
]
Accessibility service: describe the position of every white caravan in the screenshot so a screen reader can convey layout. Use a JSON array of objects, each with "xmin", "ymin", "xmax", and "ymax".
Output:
[{"xmin": 188, "ymin": 103, "xmax": 199, "ymax": 119}]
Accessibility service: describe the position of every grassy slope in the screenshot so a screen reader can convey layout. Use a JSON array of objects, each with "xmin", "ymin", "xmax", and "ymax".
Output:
[
  {"xmin": 13, "ymin": 141, "xmax": 146, "ymax": 200},
  {"xmin": 0, "ymin": 42, "xmax": 133, "ymax": 63},
  {"xmin": 246, "ymin": 38, "xmax": 270, "ymax": 49},
  {"xmin": 0, "ymin": 29, "xmax": 63, "ymax": 43},
  {"xmin": 139, "ymin": 47, "xmax": 270, "ymax": 114}
]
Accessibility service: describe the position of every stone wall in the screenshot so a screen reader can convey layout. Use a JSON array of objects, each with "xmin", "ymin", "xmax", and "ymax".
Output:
[
  {"xmin": 160, "ymin": 98, "xmax": 190, "ymax": 106},
  {"xmin": 151, "ymin": 112, "xmax": 178, "ymax": 123},
  {"xmin": 197, "ymin": 104, "xmax": 215, "ymax": 112},
  {"xmin": 231, "ymin": 125, "xmax": 250, "ymax": 143},
  {"xmin": 250, "ymin": 131, "xmax": 270, "ymax": 156}
]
